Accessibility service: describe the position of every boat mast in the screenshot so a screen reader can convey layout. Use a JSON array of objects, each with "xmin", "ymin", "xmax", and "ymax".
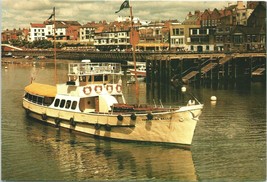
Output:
[
  {"xmin": 129, "ymin": 4, "xmax": 139, "ymax": 105},
  {"xmin": 53, "ymin": 7, "xmax": 57, "ymax": 84}
]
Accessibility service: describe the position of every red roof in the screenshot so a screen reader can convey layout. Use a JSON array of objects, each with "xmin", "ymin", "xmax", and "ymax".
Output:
[{"xmin": 30, "ymin": 23, "xmax": 45, "ymax": 28}]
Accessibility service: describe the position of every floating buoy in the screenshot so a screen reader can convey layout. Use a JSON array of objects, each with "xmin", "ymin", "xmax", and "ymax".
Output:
[
  {"xmin": 210, "ymin": 96, "xmax": 217, "ymax": 101},
  {"xmin": 181, "ymin": 86, "xmax": 186, "ymax": 92}
]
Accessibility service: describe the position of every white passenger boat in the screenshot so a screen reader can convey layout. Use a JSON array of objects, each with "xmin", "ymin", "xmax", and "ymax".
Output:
[
  {"xmin": 129, "ymin": 65, "xmax": 146, "ymax": 77},
  {"xmin": 22, "ymin": 62, "xmax": 203, "ymax": 147}
]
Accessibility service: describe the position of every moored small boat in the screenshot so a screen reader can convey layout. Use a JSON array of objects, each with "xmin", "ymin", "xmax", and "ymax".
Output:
[{"xmin": 22, "ymin": 62, "xmax": 203, "ymax": 147}]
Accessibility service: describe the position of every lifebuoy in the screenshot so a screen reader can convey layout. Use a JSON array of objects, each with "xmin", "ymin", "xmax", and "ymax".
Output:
[
  {"xmin": 70, "ymin": 117, "xmax": 76, "ymax": 127},
  {"xmin": 130, "ymin": 113, "xmax": 137, "ymax": 120},
  {"xmin": 147, "ymin": 113, "xmax": 153, "ymax": 120},
  {"xmin": 83, "ymin": 86, "xmax": 91, "ymax": 95},
  {"xmin": 94, "ymin": 85, "xmax": 102, "ymax": 94},
  {"xmin": 105, "ymin": 124, "xmax": 111, "ymax": 131},
  {"xmin": 95, "ymin": 123, "xmax": 101, "ymax": 130},
  {"xmin": 117, "ymin": 114, "xmax": 123, "ymax": 121},
  {"xmin": 42, "ymin": 114, "xmax": 47, "ymax": 120},
  {"xmin": 116, "ymin": 85, "xmax": 122, "ymax": 93},
  {"xmin": 106, "ymin": 85, "xmax": 113, "ymax": 93}
]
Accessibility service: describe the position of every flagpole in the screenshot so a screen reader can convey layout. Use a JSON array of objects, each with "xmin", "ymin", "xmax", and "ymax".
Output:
[
  {"xmin": 53, "ymin": 7, "xmax": 57, "ymax": 85},
  {"xmin": 129, "ymin": 5, "xmax": 139, "ymax": 105}
]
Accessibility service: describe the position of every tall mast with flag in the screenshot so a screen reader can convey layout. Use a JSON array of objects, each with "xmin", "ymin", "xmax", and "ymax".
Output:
[
  {"xmin": 47, "ymin": 7, "xmax": 57, "ymax": 85},
  {"xmin": 115, "ymin": 0, "xmax": 139, "ymax": 105}
]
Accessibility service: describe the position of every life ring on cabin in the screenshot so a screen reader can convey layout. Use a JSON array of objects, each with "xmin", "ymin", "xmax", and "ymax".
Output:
[
  {"xmin": 117, "ymin": 114, "xmax": 123, "ymax": 121},
  {"xmin": 106, "ymin": 85, "xmax": 113, "ymax": 93},
  {"xmin": 55, "ymin": 118, "xmax": 61, "ymax": 127},
  {"xmin": 70, "ymin": 117, "xmax": 76, "ymax": 127},
  {"xmin": 116, "ymin": 85, "xmax": 122, "ymax": 93},
  {"xmin": 130, "ymin": 113, "xmax": 137, "ymax": 121},
  {"xmin": 105, "ymin": 124, "xmax": 111, "ymax": 131},
  {"xmin": 83, "ymin": 86, "xmax": 92, "ymax": 95},
  {"xmin": 42, "ymin": 114, "xmax": 47, "ymax": 120},
  {"xmin": 95, "ymin": 123, "xmax": 101, "ymax": 130},
  {"xmin": 94, "ymin": 86, "xmax": 102, "ymax": 94},
  {"xmin": 147, "ymin": 113, "xmax": 153, "ymax": 120}
]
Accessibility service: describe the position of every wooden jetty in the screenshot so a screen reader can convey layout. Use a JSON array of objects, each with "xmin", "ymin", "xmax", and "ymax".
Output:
[{"xmin": 3, "ymin": 50, "xmax": 266, "ymax": 85}]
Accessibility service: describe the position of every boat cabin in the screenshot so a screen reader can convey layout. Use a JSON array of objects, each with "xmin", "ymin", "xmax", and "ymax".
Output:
[{"xmin": 24, "ymin": 62, "xmax": 126, "ymax": 114}]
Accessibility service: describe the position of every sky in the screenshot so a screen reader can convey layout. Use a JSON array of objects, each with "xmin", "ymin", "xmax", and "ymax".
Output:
[{"xmin": 2, "ymin": 0, "xmax": 234, "ymax": 30}]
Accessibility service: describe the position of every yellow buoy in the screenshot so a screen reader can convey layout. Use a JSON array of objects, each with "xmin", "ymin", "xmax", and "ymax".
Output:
[{"xmin": 210, "ymin": 96, "xmax": 217, "ymax": 101}]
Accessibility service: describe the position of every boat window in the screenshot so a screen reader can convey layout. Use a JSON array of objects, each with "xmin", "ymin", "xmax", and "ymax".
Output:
[
  {"xmin": 32, "ymin": 95, "xmax": 37, "ymax": 103},
  {"xmin": 65, "ymin": 100, "xmax": 71, "ymax": 109},
  {"xmin": 44, "ymin": 97, "xmax": 54, "ymax": 106},
  {"xmin": 60, "ymin": 100, "xmax": 66, "ymax": 108},
  {"xmin": 54, "ymin": 99, "xmax": 60, "ymax": 107},
  {"xmin": 88, "ymin": 76, "xmax": 92, "ymax": 82},
  {"xmin": 94, "ymin": 75, "xmax": 103, "ymax": 81},
  {"xmin": 25, "ymin": 93, "xmax": 29, "ymax": 99},
  {"xmin": 37, "ymin": 97, "xmax": 43, "ymax": 105},
  {"xmin": 29, "ymin": 94, "xmax": 33, "ymax": 101},
  {"xmin": 104, "ymin": 75, "xmax": 108, "ymax": 81},
  {"xmin": 79, "ymin": 76, "xmax": 86, "ymax": 82},
  {"xmin": 71, "ymin": 101, "xmax": 77, "ymax": 110}
]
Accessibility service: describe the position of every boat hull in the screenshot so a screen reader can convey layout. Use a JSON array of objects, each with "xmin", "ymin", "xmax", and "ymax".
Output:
[{"xmin": 23, "ymin": 99, "xmax": 203, "ymax": 146}]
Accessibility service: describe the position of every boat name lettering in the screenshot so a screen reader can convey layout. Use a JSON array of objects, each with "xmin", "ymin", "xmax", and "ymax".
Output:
[{"xmin": 142, "ymin": 117, "xmax": 171, "ymax": 121}]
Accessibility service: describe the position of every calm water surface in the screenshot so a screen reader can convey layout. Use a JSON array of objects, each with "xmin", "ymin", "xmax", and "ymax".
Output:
[{"xmin": 2, "ymin": 59, "xmax": 266, "ymax": 181}]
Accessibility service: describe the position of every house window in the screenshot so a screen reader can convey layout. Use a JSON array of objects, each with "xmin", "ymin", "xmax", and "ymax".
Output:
[{"xmin": 192, "ymin": 29, "xmax": 198, "ymax": 35}]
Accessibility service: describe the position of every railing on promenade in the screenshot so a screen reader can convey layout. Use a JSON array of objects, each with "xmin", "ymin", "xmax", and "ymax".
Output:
[{"xmin": 3, "ymin": 49, "xmax": 266, "ymax": 62}]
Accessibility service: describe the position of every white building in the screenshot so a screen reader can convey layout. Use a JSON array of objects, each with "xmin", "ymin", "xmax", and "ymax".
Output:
[{"xmin": 29, "ymin": 23, "xmax": 46, "ymax": 41}]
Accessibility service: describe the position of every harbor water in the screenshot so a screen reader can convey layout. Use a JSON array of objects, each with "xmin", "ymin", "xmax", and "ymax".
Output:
[{"xmin": 2, "ymin": 58, "xmax": 266, "ymax": 181}]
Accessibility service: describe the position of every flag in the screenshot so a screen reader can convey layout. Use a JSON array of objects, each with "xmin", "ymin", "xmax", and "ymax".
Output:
[
  {"xmin": 47, "ymin": 7, "xmax": 55, "ymax": 20},
  {"xmin": 115, "ymin": 0, "xmax": 130, "ymax": 13}
]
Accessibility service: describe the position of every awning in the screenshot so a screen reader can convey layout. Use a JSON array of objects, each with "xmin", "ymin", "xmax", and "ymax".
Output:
[{"xmin": 24, "ymin": 83, "xmax": 57, "ymax": 97}]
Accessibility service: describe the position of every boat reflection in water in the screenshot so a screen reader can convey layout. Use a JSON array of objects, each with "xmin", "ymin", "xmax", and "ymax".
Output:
[{"xmin": 26, "ymin": 120, "xmax": 197, "ymax": 181}]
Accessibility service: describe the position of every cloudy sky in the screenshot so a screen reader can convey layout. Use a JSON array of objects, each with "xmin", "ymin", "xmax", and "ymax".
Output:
[{"xmin": 2, "ymin": 0, "xmax": 234, "ymax": 30}]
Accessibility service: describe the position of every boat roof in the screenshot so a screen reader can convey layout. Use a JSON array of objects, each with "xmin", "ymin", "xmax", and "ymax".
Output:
[{"xmin": 25, "ymin": 83, "xmax": 57, "ymax": 97}]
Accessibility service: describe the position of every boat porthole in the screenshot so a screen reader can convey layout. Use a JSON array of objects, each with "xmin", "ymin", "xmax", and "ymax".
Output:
[
  {"xmin": 55, "ymin": 118, "xmax": 60, "ymax": 126},
  {"xmin": 147, "ymin": 113, "xmax": 153, "ymax": 120},
  {"xmin": 117, "ymin": 114, "xmax": 123, "ymax": 121},
  {"xmin": 95, "ymin": 123, "xmax": 101, "ymax": 130},
  {"xmin": 105, "ymin": 124, "xmax": 111, "ymax": 131},
  {"xmin": 130, "ymin": 113, "xmax": 137, "ymax": 120},
  {"xmin": 42, "ymin": 114, "xmax": 47, "ymax": 120}
]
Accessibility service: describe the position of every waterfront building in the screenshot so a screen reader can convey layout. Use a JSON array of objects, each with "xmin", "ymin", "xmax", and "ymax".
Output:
[
  {"xmin": 182, "ymin": 10, "xmax": 215, "ymax": 52},
  {"xmin": 45, "ymin": 21, "xmax": 81, "ymax": 42},
  {"xmin": 29, "ymin": 23, "xmax": 46, "ymax": 41},
  {"xmin": 137, "ymin": 21, "xmax": 169, "ymax": 51},
  {"xmin": 80, "ymin": 22, "xmax": 97, "ymax": 44},
  {"xmin": 1, "ymin": 28, "xmax": 29, "ymax": 43},
  {"xmin": 215, "ymin": 2, "xmax": 266, "ymax": 52}
]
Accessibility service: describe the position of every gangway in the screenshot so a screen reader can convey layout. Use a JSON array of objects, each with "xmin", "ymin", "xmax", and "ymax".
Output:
[
  {"xmin": 219, "ymin": 55, "xmax": 232, "ymax": 65},
  {"xmin": 252, "ymin": 67, "xmax": 265, "ymax": 76}
]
